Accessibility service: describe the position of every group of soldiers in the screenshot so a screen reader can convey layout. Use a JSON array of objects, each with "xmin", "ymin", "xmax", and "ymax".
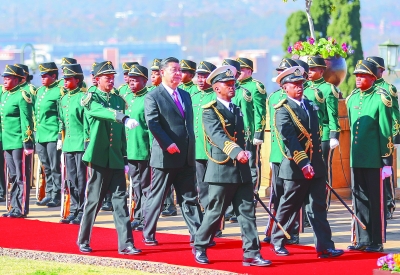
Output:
[{"xmin": 0, "ymin": 52, "xmax": 397, "ymax": 265}]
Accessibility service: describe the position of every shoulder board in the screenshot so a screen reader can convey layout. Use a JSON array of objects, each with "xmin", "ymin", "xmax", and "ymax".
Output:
[
  {"xmin": 267, "ymin": 89, "xmax": 282, "ymax": 101},
  {"xmin": 117, "ymin": 94, "xmax": 129, "ymax": 110},
  {"xmin": 330, "ymin": 84, "xmax": 340, "ymax": 99},
  {"xmin": 87, "ymin": 86, "xmax": 97, "ymax": 93},
  {"xmin": 202, "ymin": 100, "xmax": 216, "ymax": 109},
  {"xmin": 80, "ymin": 92, "xmax": 92, "ymax": 107},
  {"xmin": 253, "ymin": 79, "xmax": 266, "ymax": 94},
  {"xmin": 242, "ymin": 88, "xmax": 252, "ymax": 102},
  {"xmin": 313, "ymin": 88, "xmax": 325, "ymax": 103},
  {"xmin": 274, "ymin": 98, "xmax": 287, "ymax": 109},
  {"xmin": 21, "ymin": 90, "xmax": 33, "ymax": 103},
  {"xmin": 389, "ymin": 84, "xmax": 397, "ymax": 98},
  {"xmin": 376, "ymin": 88, "xmax": 392, "ymax": 108},
  {"xmin": 345, "ymin": 89, "xmax": 358, "ymax": 105}
]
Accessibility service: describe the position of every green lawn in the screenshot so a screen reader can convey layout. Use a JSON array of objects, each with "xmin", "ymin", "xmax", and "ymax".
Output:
[{"xmin": 0, "ymin": 256, "xmax": 162, "ymax": 275}]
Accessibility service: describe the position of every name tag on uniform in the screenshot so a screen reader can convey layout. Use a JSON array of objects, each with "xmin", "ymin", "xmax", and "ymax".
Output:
[{"xmin": 353, "ymin": 106, "xmax": 359, "ymax": 109}]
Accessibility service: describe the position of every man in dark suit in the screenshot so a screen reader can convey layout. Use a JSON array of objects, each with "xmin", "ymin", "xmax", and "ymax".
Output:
[
  {"xmin": 192, "ymin": 65, "xmax": 271, "ymax": 267},
  {"xmin": 143, "ymin": 57, "xmax": 203, "ymax": 245},
  {"xmin": 271, "ymin": 66, "xmax": 344, "ymax": 259}
]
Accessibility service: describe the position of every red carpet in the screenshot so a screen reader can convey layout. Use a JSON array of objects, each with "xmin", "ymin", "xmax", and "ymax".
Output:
[{"xmin": 0, "ymin": 217, "xmax": 383, "ymax": 275}]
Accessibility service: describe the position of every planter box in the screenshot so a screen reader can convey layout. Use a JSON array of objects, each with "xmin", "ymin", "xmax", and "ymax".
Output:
[{"xmin": 373, "ymin": 269, "xmax": 399, "ymax": 275}]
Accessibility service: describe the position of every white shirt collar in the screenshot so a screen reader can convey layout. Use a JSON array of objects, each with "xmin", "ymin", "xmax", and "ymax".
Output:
[
  {"xmin": 162, "ymin": 82, "xmax": 176, "ymax": 96},
  {"xmin": 288, "ymin": 96, "xmax": 304, "ymax": 106},
  {"xmin": 217, "ymin": 97, "xmax": 232, "ymax": 111}
]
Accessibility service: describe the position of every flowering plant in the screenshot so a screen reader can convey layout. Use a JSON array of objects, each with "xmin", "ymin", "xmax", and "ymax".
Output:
[
  {"xmin": 377, "ymin": 253, "xmax": 400, "ymax": 272},
  {"xmin": 287, "ymin": 37, "xmax": 354, "ymax": 59}
]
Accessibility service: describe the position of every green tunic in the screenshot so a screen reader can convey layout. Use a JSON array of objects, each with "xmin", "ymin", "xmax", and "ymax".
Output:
[
  {"xmin": 123, "ymin": 87, "xmax": 151, "ymax": 160},
  {"xmin": 81, "ymin": 88, "xmax": 128, "ymax": 169},
  {"xmin": 346, "ymin": 85, "xmax": 393, "ymax": 168},
  {"xmin": 179, "ymin": 81, "xmax": 199, "ymax": 96},
  {"xmin": 19, "ymin": 82, "xmax": 36, "ymax": 97},
  {"xmin": 267, "ymin": 89, "xmax": 286, "ymax": 163},
  {"xmin": 34, "ymin": 81, "xmax": 64, "ymax": 143},
  {"xmin": 375, "ymin": 78, "xmax": 400, "ymax": 144},
  {"xmin": 0, "ymin": 85, "xmax": 34, "ymax": 150},
  {"xmin": 192, "ymin": 87, "xmax": 216, "ymax": 160},
  {"xmin": 232, "ymin": 82, "xmax": 254, "ymax": 146},
  {"xmin": 238, "ymin": 76, "xmax": 267, "ymax": 140},
  {"xmin": 58, "ymin": 79, "xmax": 88, "ymax": 92},
  {"xmin": 147, "ymin": 85, "xmax": 158, "ymax": 92},
  {"xmin": 310, "ymin": 78, "xmax": 341, "ymax": 141},
  {"xmin": 118, "ymin": 83, "xmax": 130, "ymax": 97},
  {"xmin": 59, "ymin": 87, "xmax": 89, "ymax": 152},
  {"xmin": 303, "ymin": 81, "xmax": 326, "ymax": 126}
]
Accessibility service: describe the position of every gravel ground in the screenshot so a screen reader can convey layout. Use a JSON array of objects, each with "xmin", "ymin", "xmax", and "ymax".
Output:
[{"xmin": 0, "ymin": 248, "xmax": 239, "ymax": 275}]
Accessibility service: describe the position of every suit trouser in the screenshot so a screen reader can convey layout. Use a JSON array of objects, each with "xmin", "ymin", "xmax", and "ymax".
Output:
[
  {"xmin": 0, "ymin": 142, "xmax": 6, "ymax": 197},
  {"xmin": 196, "ymin": 159, "xmax": 209, "ymax": 209},
  {"xmin": 249, "ymin": 143, "xmax": 262, "ymax": 191},
  {"xmin": 321, "ymin": 140, "xmax": 335, "ymax": 208},
  {"xmin": 128, "ymin": 160, "xmax": 151, "ymax": 223},
  {"xmin": 194, "ymin": 181, "xmax": 261, "ymax": 258},
  {"xmin": 36, "ymin": 142, "xmax": 62, "ymax": 200},
  {"xmin": 271, "ymin": 176, "xmax": 334, "ymax": 252},
  {"xmin": 352, "ymin": 168, "xmax": 386, "ymax": 245},
  {"xmin": 143, "ymin": 164, "xmax": 202, "ymax": 240},
  {"xmin": 4, "ymin": 149, "xmax": 31, "ymax": 215},
  {"xmin": 384, "ymin": 169, "xmax": 396, "ymax": 213},
  {"xmin": 65, "ymin": 152, "xmax": 86, "ymax": 216},
  {"xmin": 78, "ymin": 164, "xmax": 133, "ymax": 251}
]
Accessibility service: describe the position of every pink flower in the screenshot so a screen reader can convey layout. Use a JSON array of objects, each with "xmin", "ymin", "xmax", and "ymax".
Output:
[
  {"xmin": 294, "ymin": 41, "xmax": 303, "ymax": 51},
  {"xmin": 342, "ymin": 43, "xmax": 348, "ymax": 52},
  {"xmin": 308, "ymin": 37, "xmax": 315, "ymax": 45}
]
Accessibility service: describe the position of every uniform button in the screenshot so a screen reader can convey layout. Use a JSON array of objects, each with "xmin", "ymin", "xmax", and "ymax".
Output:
[
  {"xmin": 356, "ymin": 132, "xmax": 358, "ymax": 134},
  {"xmin": 110, "ymin": 139, "xmax": 112, "ymax": 141},
  {"xmin": 111, "ymin": 134, "xmax": 113, "ymax": 136},
  {"xmin": 110, "ymin": 144, "xmax": 112, "ymax": 147},
  {"xmin": 355, "ymin": 141, "xmax": 357, "ymax": 144},
  {"xmin": 355, "ymin": 136, "xmax": 357, "ymax": 139}
]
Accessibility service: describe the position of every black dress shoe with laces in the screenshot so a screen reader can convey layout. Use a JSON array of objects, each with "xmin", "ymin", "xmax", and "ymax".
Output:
[
  {"xmin": 317, "ymin": 248, "xmax": 344, "ymax": 258},
  {"xmin": 2, "ymin": 212, "xmax": 11, "ymax": 217},
  {"xmin": 101, "ymin": 201, "xmax": 113, "ymax": 211},
  {"xmin": 192, "ymin": 248, "xmax": 209, "ymax": 264},
  {"xmin": 60, "ymin": 214, "xmax": 76, "ymax": 224},
  {"xmin": 243, "ymin": 256, "xmax": 272, "ymax": 267},
  {"xmin": 365, "ymin": 244, "xmax": 383, "ymax": 252},
  {"xmin": 78, "ymin": 243, "xmax": 92, "ymax": 253},
  {"xmin": 143, "ymin": 237, "xmax": 158, "ymax": 246},
  {"xmin": 47, "ymin": 199, "xmax": 61, "ymax": 207},
  {"xmin": 347, "ymin": 243, "xmax": 369, "ymax": 251},
  {"xmin": 36, "ymin": 197, "xmax": 51, "ymax": 206},
  {"xmin": 286, "ymin": 234, "xmax": 300, "ymax": 245},
  {"xmin": 263, "ymin": 236, "xmax": 271, "ymax": 243},
  {"xmin": 119, "ymin": 245, "xmax": 142, "ymax": 255},
  {"xmin": 71, "ymin": 213, "xmax": 83, "ymax": 225},
  {"xmin": 9, "ymin": 211, "xmax": 25, "ymax": 218},
  {"xmin": 272, "ymin": 246, "xmax": 289, "ymax": 256},
  {"xmin": 161, "ymin": 204, "xmax": 177, "ymax": 217}
]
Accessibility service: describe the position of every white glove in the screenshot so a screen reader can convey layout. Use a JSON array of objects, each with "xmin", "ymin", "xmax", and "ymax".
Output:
[
  {"xmin": 253, "ymin": 138, "xmax": 263, "ymax": 145},
  {"xmin": 329, "ymin": 138, "xmax": 339, "ymax": 149},
  {"xmin": 381, "ymin": 166, "xmax": 392, "ymax": 180},
  {"xmin": 124, "ymin": 165, "xmax": 129, "ymax": 174},
  {"xmin": 124, "ymin": 118, "xmax": 139, "ymax": 129},
  {"xmin": 24, "ymin": 149, "xmax": 34, "ymax": 155},
  {"xmin": 56, "ymin": 139, "xmax": 63, "ymax": 150}
]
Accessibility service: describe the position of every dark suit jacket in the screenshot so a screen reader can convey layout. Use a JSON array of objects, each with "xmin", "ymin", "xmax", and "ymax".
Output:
[
  {"xmin": 202, "ymin": 100, "xmax": 252, "ymax": 184},
  {"xmin": 144, "ymin": 84, "xmax": 195, "ymax": 168},
  {"xmin": 275, "ymin": 98, "xmax": 326, "ymax": 180}
]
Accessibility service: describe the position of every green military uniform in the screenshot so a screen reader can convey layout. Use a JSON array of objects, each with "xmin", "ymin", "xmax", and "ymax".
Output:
[
  {"xmin": 35, "ymin": 62, "xmax": 63, "ymax": 207},
  {"xmin": 124, "ymin": 64, "xmax": 151, "ymax": 228},
  {"xmin": 1, "ymin": 65, "xmax": 34, "ymax": 217},
  {"xmin": 147, "ymin": 58, "xmax": 162, "ymax": 92},
  {"xmin": 14, "ymin": 64, "xmax": 36, "ymax": 96},
  {"xmin": 0, "ymin": 85, "xmax": 5, "ymax": 201},
  {"xmin": 346, "ymin": 60, "xmax": 393, "ymax": 250},
  {"xmin": 179, "ymin": 59, "xmax": 198, "ymax": 96},
  {"xmin": 78, "ymin": 61, "xmax": 140, "ymax": 254},
  {"xmin": 58, "ymin": 64, "xmax": 89, "ymax": 224},
  {"xmin": 194, "ymin": 66, "xmax": 268, "ymax": 266},
  {"xmin": 58, "ymin": 58, "xmax": 87, "ymax": 92},
  {"xmin": 237, "ymin": 57, "xmax": 267, "ymax": 191},
  {"xmin": 118, "ymin": 62, "xmax": 139, "ymax": 97}
]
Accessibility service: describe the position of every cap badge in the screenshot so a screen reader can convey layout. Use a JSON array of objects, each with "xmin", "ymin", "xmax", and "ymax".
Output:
[{"xmin": 294, "ymin": 69, "xmax": 302, "ymax": 76}]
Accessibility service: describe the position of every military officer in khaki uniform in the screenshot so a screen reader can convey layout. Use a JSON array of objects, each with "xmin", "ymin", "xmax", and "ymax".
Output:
[
  {"xmin": 34, "ymin": 62, "xmax": 64, "ymax": 207},
  {"xmin": 1, "ymin": 65, "xmax": 34, "ymax": 218},
  {"xmin": 118, "ymin": 62, "xmax": 139, "ymax": 97},
  {"xmin": 237, "ymin": 57, "xmax": 267, "ymax": 193},
  {"xmin": 147, "ymin": 58, "xmax": 162, "ymax": 91},
  {"xmin": 77, "ymin": 61, "xmax": 141, "ymax": 255},
  {"xmin": 178, "ymin": 59, "xmax": 198, "ymax": 96},
  {"xmin": 347, "ymin": 60, "xmax": 393, "ymax": 253},
  {"xmin": 366, "ymin": 56, "xmax": 399, "ymax": 220},
  {"xmin": 124, "ymin": 64, "xmax": 151, "ymax": 231},
  {"xmin": 58, "ymin": 64, "xmax": 89, "ymax": 224},
  {"xmin": 193, "ymin": 65, "xmax": 271, "ymax": 267}
]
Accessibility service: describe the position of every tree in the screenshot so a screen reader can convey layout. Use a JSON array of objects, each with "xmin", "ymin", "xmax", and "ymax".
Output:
[
  {"xmin": 310, "ymin": 0, "xmax": 332, "ymax": 38},
  {"xmin": 327, "ymin": 0, "xmax": 363, "ymax": 96},
  {"xmin": 282, "ymin": 11, "xmax": 309, "ymax": 56}
]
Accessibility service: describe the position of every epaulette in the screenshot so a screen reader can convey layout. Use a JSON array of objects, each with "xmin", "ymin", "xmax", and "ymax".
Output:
[
  {"xmin": 242, "ymin": 87, "xmax": 252, "ymax": 102},
  {"xmin": 81, "ymin": 92, "xmax": 92, "ymax": 107},
  {"xmin": 389, "ymin": 84, "xmax": 397, "ymax": 98},
  {"xmin": 345, "ymin": 89, "xmax": 358, "ymax": 105},
  {"xmin": 117, "ymin": 94, "xmax": 129, "ymax": 110},
  {"xmin": 376, "ymin": 87, "xmax": 392, "ymax": 108},
  {"xmin": 253, "ymin": 79, "xmax": 266, "ymax": 94},
  {"xmin": 87, "ymin": 86, "xmax": 97, "ymax": 93},
  {"xmin": 81, "ymin": 87, "xmax": 87, "ymax": 93},
  {"xmin": 274, "ymin": 98, "xmax": 287, "ymax": 109},
  {"xmin": 202, "ymin": 100, "xmax": 216, "ymax": 109},
  {"xmin": 111, "ymin": 88, "xmax": 119, "ymax": 95},
  {"xmin": 330, "ymin": 84, "xmax": 340, "ymax": 99},
  {"xmin": 313, "ymin": 88, "xmax": 325, "ymax": 103},
  {"xmin": 21, "ymin": 90, "xmax": 32, "ymax": 103},
  {"xmin": 28, "ymin": 84, "xmax": 36, "ymax": 95},
  {"xmin": 267, "ymin": 89, "xmax": 281, "ymax": 101}
]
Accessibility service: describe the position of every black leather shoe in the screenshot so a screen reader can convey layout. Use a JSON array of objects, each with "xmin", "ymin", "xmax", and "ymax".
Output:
[
  {"xmin": 192, "ymin": 248, "xmax": 209, "ymax": 264},
  {"xmin": 386, "ymin": 211, "xmax": 393, "ymax": 220},
  {"xmin": 215, "ymin": 230, "xmax": 223, "ymax": 238},
  {"xmin": 10, "ymin": 211, "xmax": 24, "ymax": 218},
  {"xmin": 229, "ymin": 216, "xmax": 238, "ymax": 223},
  {"xmin": 101, "ymin": 201, "xmax": 113, "ymax": 211},
  {"xmin": 243, "ymin": 256, "xmax": 272, "ymax": 267},
  {"xmin": 131, "ymin": 220, "xmax": 141, "ymax": 229},
  {"xmin": 60, "ymin": 214, "xmax": 76, "ymax": 224},
  {"xmin": 47, "ymin": 199, "xmax": 61, "ymax": 207},
  {"xmin": 347, "ymin": 243, "xmax": 369, "ymax": 251},
  {"xmin": 143, "ymin": 238, "xmax": 158, "ymax": 246},
  {"xmin": 78, "ymin": 243, "xmax": 92, "ymax": 253},
  {"xmin": 36, "ymin": 197, "xmax": 51, "ymax": 206},
  {"xmin": 224, "ymin": 213, "xmax": 233, "ymax": 221},
  {"xmin": 272, "ymin": 246, "xmax": 289, "ymax": 256},
  {"xmin": 365, "ymin": 244, "xmax": 383, "ymax": 252},
  {"xmin": 161, "ymin": 204, "xmax": 177, "ymax": 217},
  {"xmin": 303, "ymin": 219, "xmax": 311, "ymax": 228},
  {"xmin": 263, "ymin": 236, "xmax": 271, "ymax": 243},
  {"xmin": 317, "ymin": 248, "xmax": 344, "ymax": 258},
  {"xmin": 70, "ymin": 214, "xmax": 83, "ymax": 225},
  {"xmin": 2, "ymin": 212, "xmax": 11, "ymax": 217},
  {"xmin": 286, "ymin": 234, "xmax": 300, "ymax": 245},
  {"xmin": 0, "ymin": 195, "xmax": 5, "ymax": 202},
  {"xmin": 119, "ymin": 245, "xmax": 142, "ymax": 255}
]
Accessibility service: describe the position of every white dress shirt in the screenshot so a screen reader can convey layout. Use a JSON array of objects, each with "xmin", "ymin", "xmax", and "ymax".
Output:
[
  {"xmin": 217, "ymin": 97, "xmax": 233, "ymax": 112},
  {"xmin": 162, "ymin": 82, "xmax": 185, "ymax": 111}
]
